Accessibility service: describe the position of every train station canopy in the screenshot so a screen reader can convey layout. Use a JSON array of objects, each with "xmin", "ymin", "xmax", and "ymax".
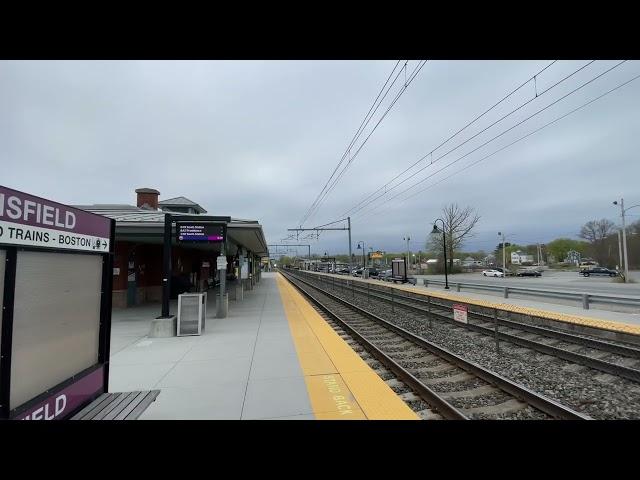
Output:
[{"xmin": 74, "ymin": 204, "xmax": 269, "ymax": 257}]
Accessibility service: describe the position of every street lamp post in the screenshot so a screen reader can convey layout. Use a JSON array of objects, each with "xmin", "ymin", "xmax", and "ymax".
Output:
[
  {"xmin": 403, "ymin": 236, "xmax": 411, "ymax": 272},
  {"xmin": 432, "ymin": 219, "xmax": 449, "ymax": 289},
  {"xmin": 614, "ymin": 198, "xmax": 640, "ymax": 282},
  {"xmin": 357, "ymin": 241, "xmax": 365, "ymax": 268}
]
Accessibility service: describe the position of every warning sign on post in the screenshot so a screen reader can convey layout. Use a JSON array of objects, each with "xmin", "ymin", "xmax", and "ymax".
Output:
[
  {"xmin": 453, "ymin": 304, "xmax": 468, "ymax": 323},
  {"xmin": 217, "ymin": 256, "xmax": 227, "ymax": 270}
]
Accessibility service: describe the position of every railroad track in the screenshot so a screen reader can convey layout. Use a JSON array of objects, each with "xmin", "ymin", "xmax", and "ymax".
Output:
[
  {"xmin": 280, "ymin": 269, "xmax": 590, "ymax": 420},
  {"xmin": 301, "ymin": 271, "xmax": 640, "ymax": 383}
]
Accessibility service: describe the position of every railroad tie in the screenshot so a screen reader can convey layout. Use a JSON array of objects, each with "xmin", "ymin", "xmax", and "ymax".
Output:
[
  {"xmin": 421, "ymin": 372, "xmax": 474, "ymax": 385},
  {"xmin": 461, "ymin": 398, "xmax": 528, "ymax": 416},
  {"xmin": 438, "ymin": 384, "xmax": 500, "ymax": 399}
]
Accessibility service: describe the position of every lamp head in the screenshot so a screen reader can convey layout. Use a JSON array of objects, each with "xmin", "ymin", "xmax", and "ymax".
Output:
[
  {"xmin": 432, "ymin": 224, "xmax": 439, "ymax": 234},
  {"xmin": 613, "ymin": 201, "xmax": 618, "ymax": 205}
]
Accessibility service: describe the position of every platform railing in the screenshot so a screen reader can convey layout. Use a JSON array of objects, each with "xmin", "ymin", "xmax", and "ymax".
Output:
[{"xmin": 420, "ymin": 279, "xmax": 640, "ymax": 310}]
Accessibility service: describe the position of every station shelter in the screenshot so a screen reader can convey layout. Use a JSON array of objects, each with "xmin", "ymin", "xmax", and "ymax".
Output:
[{"xmin": 75, "ymin": 188, "xmax": 268, "ymax": 310}]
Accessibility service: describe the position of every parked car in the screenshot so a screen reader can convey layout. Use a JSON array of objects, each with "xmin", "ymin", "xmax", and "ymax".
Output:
[
  {"xmin": 367, "ymin": 268, "xmax": 380, "ymax": 278},
  {"xmin": 516, "ymin": 268, "xmax": 542, "ymax": 277},
  {"xmin": 351, "ymin": 267, "xmax": 364, "ymax": 277},
  {"xmin": 493, "ymin": 267, "xmax": 514, "ymax": 276},
  {"xmin": 378, "ymin": 269, "xmax": 393, "ymax": 281},
  {"xmin": 579, "ymin": 261, "xmax": 598, "ymax": 270},
  {"xmin": 482, "ymin": 269, "xmax": 504, "ymax": 277},
  {"xmin": 580, "ymin": 267, "xmax": 619, "ymax": 277}
]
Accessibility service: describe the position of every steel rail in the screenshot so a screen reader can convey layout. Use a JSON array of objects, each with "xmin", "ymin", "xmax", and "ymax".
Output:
[
  {"xmin": 281, "ymin": 269, "xmax": 590, "ymax": 420},
  {"xmin": 309, "ymin": 272, "xmax": 640, "ymax": 383}
]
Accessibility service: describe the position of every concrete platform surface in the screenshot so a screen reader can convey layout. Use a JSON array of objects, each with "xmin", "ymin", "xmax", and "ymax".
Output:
[{"xmin": 108, "ymin": 272, "xmax": 416, "ymax": 420}]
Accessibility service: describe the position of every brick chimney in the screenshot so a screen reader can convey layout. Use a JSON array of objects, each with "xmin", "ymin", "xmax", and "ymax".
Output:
[{"xmin": 135, "ymin": 188, "xmax": 160, "ymax": 210}]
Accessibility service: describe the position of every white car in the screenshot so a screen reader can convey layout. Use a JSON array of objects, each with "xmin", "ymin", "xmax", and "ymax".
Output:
[{"xmin": 482, "ymin": 269, "xmax": 504, "ymax": 277}]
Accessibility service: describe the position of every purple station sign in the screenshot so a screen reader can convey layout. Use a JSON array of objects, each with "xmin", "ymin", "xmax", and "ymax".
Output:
[
  {"xmin": 14, "ymin": 367, "xmax": 104, "ymax": 420},
  {"xmin": 0, "ymin": 185, "xmax": 111, "ymax": 252}
]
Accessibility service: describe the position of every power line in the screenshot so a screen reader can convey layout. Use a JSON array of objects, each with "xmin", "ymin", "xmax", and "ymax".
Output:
[
  {"xmin": 299, "ymin": 60, "xmax": 427, "ymax": 226},
  {"xmin": 361, "ymin": 66, "xmax": 640, "ymax": 221},
  {"xmin": 303, "ymin": 60, "xmax": 427, "ymax": 225},
  {"xmin": 298, "ymin": 61, "xmax": 403, "ymax": 226},
  {"xmin": 345, "ymin": 60, "xmax": 599, "ymax": 219},
  {"xmin": 340, "ymin": 60, "xmax": 560, "ymax": 218},
  {"xmin": 319, "ymin": 61, "xmax": 428, "ymax": 201},
  {"xmin": 354, "ymin": 60, "xmax": 629, "ymax": 220}
]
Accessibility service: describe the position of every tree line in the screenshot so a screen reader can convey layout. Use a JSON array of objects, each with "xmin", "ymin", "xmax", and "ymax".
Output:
[{"xmin": 274, "ymin": 204, "xmax": 639, "ymax": 270}]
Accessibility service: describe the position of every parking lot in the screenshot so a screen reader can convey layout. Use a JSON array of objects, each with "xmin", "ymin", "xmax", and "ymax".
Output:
[{"xmin": 413, "ymin": 270, "xmax": 640, "ymax": 297}]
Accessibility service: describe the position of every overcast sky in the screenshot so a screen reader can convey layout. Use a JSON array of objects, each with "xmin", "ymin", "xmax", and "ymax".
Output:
[{"xmin": 2, "ymin": 60, "xmax": 639, "ymax": 257}]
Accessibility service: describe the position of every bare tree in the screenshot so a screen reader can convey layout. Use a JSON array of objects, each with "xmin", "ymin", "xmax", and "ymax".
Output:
[
  {"xmin": 427, "ymin": 203, "xmax": 480, "ymax": 269},
  {"xmin": 578, "ymin": 218, "xmax": 615, "ymax": 265}
]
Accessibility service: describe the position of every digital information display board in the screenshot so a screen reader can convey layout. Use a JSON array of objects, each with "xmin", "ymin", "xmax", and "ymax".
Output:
[{"xmin": 177, "ymin": 223, "xmax": 225, "ymax": 242}]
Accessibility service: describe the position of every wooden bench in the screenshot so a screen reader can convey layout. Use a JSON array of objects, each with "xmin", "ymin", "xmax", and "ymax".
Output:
[{"xmin": 70, "ymin": 390, "xmax": 160, "ymax": 420}]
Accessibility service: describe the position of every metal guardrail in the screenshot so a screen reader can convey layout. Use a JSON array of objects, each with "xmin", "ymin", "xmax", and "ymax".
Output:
[{"xmin": 421, "ymin": 279, "xmax": 640, "ymax": 310}]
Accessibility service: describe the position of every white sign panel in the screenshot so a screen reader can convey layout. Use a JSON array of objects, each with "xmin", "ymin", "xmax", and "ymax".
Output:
[
  {"xmin": 0, "ymin": 220, "xmax": 110, "ymax": 253},
  {"xmin": 113, "ymin": 268, "xmax": 120, "ymax": 276},
  {"xmin": 241, "ymin": 263, "xmax": 248, "ymax": 279},
  {"xmin": 217, "ymin": 256, "xmax": 227, "ymax": 270},
  {"xmin": 453, "ymin": 304, "xmax": 468, "ymax": 323}
]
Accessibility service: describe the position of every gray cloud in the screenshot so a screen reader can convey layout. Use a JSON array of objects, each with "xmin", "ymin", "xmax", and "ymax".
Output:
[{"xmin": 1, "ymin": 60, "xmax": 638, "ymax": 257}]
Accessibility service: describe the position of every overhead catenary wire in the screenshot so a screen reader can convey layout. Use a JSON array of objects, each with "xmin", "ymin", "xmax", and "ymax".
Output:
[
  {"xmin": 352, "ymin": 60, "xmax": 628, "ymax": 220},
  {"xmin": 320, "ymin": 60, "xmax": 427, "ymax": 198},
  {"xmin": 297, "ymin": 60, "xmax": 403, "ymax": 226},
  {"xmin": 344, "ymin": 60, "xmax": 600, "ymax": 219},
  {"xmin": 359, "ymin": 66, "xmax": 639, "ymax": 221},
  {"xmin": 298, "ymin": 60, "xmax": 427, "ymax": 226},
  {"xmin": 303, "ymin": 60, "xmax": 427, "ymax": 225},
  {"xmin": 340, "ymin": 60, "xmax": 559, "ymax": 218}
]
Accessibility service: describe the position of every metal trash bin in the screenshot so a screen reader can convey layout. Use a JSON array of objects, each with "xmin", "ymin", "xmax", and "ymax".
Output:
[{"xmin": 177, "ymin": 292, "xmax": 207, "ymax": 336}]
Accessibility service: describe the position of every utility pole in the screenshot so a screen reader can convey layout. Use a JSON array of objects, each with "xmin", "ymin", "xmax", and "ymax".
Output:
[
  {"xmin": 617, "ymin": 229, "xmax": 623, "ymax": 270},
  {"xmin": 286, "ymin": 217, "xmax": 352, "ymax": 270},
  {"xmin": 621, "ymin": 198, "xmax": 629, "ymax": 281},
  {"xmin": 613, "ymin": 198, "xmax": 639, "ymax": 282},
  {"xmin": 498, "ymin": 232, "xmax": 506, "ymax": 277},
  {"xmin": 348, "ymin": 216, "xmax": 353, "ymax": 272}
]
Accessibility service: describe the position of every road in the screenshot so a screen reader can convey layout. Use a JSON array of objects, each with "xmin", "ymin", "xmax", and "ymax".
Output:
[{"xmin": 413, "ymin": 270, "xmax": 640, "ymax": 297}]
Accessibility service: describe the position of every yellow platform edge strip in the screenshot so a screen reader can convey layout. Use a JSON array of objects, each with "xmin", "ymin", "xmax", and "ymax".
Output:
[
  {"xmin": 276, "ymin": 273, "xmax": 419, "ymax": 420},
  {"xmin": 311, "ymin": 272, "xmax": 640, "ymax": 336}
]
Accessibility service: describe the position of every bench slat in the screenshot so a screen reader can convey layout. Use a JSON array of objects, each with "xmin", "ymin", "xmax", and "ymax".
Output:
[
  {"xmin": 70, "ymin": 393, "xmax": 113, "ymax": 420},
  {"xmin": 105, "ymin": 391, "xmax": 147, "ymax": 420},
  {"xmin": 69, "ymin": 390, "xmax": 160, "ymax": 420},
  {"xmin": 92, "ymin": 392, "xmax": 138, "ymax": 420},
  {"xmin": 120, "ymin": 390, "xmax": 160, "ymax": 420}
]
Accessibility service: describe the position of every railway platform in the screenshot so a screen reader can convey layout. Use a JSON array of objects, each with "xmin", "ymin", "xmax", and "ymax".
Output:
[
  {"xmin": 310, "ymin": 271, "xmax": 640, "ymax": 340},
  {"xmin": 108, "ymin": 272, "xmax": 417, "ymax": 420}
]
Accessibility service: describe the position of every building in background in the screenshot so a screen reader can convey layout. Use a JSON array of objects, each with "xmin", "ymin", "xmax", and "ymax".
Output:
[
  {"xmin": 511, "ymin": 250, "xmax": 534, "ymax": 265},
  {"xmin": 76, "ymin": 188, "xmax": 268, "ymax": 308}
]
